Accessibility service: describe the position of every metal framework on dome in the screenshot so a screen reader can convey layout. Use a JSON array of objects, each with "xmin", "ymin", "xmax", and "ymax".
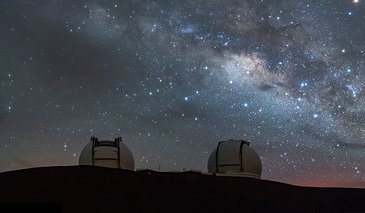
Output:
[{"xmin": 91, "ymin": 137, "xmax": 121, "ymax": 168}]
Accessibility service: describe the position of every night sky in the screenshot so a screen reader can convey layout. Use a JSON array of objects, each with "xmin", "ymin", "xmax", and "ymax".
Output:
[{"xmin": 1, "ymin": 0, "xmax": 364, "ymax": 187}]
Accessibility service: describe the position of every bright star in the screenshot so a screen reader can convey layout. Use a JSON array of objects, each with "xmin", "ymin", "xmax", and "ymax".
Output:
[{"xmin": 299, "ymin": 81, "xmax": 308, "ymax": 88}]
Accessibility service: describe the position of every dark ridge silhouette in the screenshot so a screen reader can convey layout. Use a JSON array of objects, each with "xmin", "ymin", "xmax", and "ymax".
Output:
[{"xmin": 0, "ymin": 166, "xmax": 364, "ymax": 212}]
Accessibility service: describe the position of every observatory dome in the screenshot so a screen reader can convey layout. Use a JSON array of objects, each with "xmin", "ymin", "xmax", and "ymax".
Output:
[
  {"xmin": 207, "ymin": 139, "xmax": 262, "ymax": 178},
  {"xmin": 79, "ymin": 137, "xmax": 135, "ymax": 170}
]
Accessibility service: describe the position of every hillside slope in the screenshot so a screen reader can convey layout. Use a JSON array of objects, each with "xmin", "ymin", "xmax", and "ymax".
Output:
[{"xmin": 0, "ymin": 166, "xmax": 364, "ymax": 212}]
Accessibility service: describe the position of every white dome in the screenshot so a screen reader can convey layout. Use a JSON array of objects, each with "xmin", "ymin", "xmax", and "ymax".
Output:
[
  {"xmin": 79, "ymin": 137, "xmax": 135, "ymax": 170},
  {"xmin": 207, "ymin": 139, "xmax": 262, "ymax": 178}
]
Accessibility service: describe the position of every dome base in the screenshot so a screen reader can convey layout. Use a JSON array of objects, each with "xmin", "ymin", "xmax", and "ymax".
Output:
[{"xmin": 212, "ymin": 172, "xmax": 261, "ymax": 179}]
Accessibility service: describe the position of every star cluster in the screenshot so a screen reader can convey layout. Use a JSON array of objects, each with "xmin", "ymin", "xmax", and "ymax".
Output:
[{"xmin": 0, "ymin": 0, "xmax": 364, "ymax": 187}]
